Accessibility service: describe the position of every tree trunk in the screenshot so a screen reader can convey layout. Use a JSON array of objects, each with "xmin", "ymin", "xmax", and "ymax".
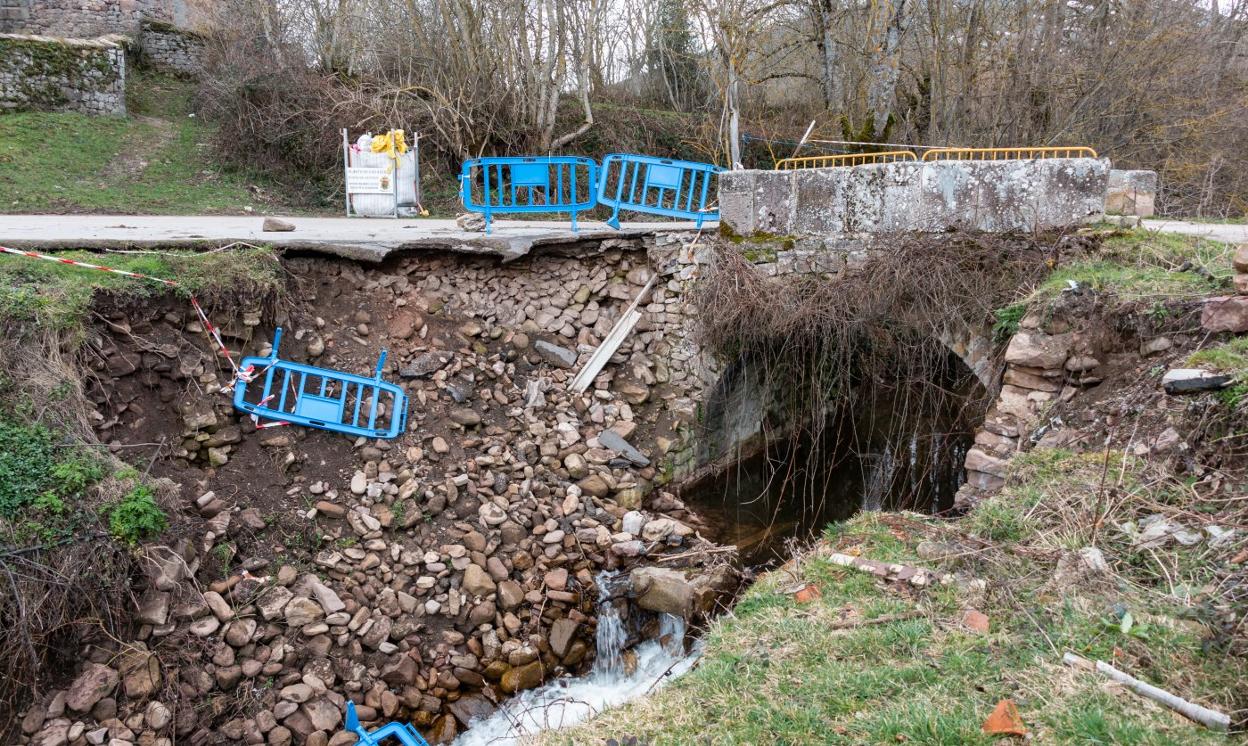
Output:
[
  {"xmin": 867, "ymin": 0, "xmax": 911, "ymax": 139},
  {"xmin": 814, "ymin": 0, "xmax": 840, "ymax": 110},
  {"xmin": 550, "ymin": 0, "xmax": 600, "ymax": 150},
  {"xmin": 728, "ymin": 58, "xmax": 742, "ymax": 167}
]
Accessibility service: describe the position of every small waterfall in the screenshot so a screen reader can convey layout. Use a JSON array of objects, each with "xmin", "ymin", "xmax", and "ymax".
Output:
[
  {"xmin": 452, "ymin": 571, "xmax": 701, "ymax": 745},
  {"xmin": 591, "ymin": 571, "xmax": 627, "ymax": 679},
  {"xmin": 658, "ymin": 612, "xmax": 686, "ymax": 656}
]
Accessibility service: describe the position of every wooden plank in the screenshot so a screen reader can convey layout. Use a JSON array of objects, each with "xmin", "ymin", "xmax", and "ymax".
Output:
[{"xmin": 569, "ymin": 274, "xmax": 657, "ymax": 394}]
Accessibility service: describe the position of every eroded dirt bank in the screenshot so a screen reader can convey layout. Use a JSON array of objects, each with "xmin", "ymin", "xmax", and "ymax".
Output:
[{"xmin": 12, "ymin": 236, "xmax": 741, "ymax": 746}]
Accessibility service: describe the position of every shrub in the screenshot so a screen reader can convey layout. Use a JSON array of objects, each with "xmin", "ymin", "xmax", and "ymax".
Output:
[
  {"xmin": 0, "ymin": 419, "xmax": 56, "ymax": 518},
  {"xmin": 108, "ymin": 485, "xmax": 168, "ymax": 545},
  {"xmin": 0, "ymin": 420, "xmax": 103, "ymax": 519},
  {"xmin": 992, "ymin": 303, "xmax": 1027, "ymax": 343}
]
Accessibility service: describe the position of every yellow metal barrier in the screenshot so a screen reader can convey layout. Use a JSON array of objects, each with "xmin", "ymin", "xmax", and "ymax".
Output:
[
  {"xmin": 921, "ymin": 146, "xmax": 1098, "ymax": 162},
  {"xmin": 775, "ymin": 150, "xmax": 917, "ymax": 170}
]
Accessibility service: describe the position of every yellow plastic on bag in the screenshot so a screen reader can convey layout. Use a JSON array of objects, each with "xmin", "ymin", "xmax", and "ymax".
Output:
[{"xmin": 370, "ymin": 130, "xmax": 408, "ymax": 160}]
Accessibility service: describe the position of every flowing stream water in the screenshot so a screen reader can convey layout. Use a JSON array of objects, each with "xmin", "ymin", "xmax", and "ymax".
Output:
[{"xmin": 453, "ymin": 572, "xmax": 701, "ymax": 745}]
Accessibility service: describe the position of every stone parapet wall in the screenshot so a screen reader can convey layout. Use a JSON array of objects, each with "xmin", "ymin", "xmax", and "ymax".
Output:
[
  {"xmin": 0, "ymin": 32, "xmax": 126, "ymax": 115},
  {"xmin": 720, "ymin": 158, "xmax": 1111, "ymax": 237},
  {"xmin": 1106, "ymin": 169, "xmax": 1158, "ymax": 217}
]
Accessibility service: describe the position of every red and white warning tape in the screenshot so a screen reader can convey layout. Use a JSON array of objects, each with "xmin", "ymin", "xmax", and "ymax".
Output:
[
  {"xmin": 0, "ymin": 244, "xmax": 178, "ymax": 286},
  {"xmin": 249, "ymin": 392, "xmax": 291, "ymax": 429},
  {"xmin": 0, "ymin": 244, "xmax": 244, "ymax": 384}
]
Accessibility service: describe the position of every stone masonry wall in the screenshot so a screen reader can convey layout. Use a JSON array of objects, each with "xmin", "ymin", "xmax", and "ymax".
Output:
[
  {"xmin": 0, "ymin": 33, "xmax": 126, "ymax": 115},
  {"xmin": 139, "ymin": 18, "xmax": 201, "ymax": 75},
  {"xmin": 0, "ymin": 0, "xmax": 172, "ymax": 37},
  {"xmin": 720, "ymin": 158, "xmax": 1111, "ymax": 237},
  {"xmin": 1106, "ymin": 169, "xmax": 1158, "ymax": 217},
  {"xmin": 958, "ymin": 306, "xmax": 1114, "ymax": 504},
  {"xmin": 0, "ymin": 0, "xmax": 30, "ymax": 32}
]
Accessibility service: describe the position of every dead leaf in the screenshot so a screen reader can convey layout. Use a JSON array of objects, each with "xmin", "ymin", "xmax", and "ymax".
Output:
[
  {"xmin": 793, "ymin": 583, "xmax": 821, "ymax": 604},
  {"xmin": 962, "ymin": 608, "xmax": 990, "ymax": 634},
  {"xmin": 982, "ymin": 699, "xmax": 1027, "ymax": 737}
]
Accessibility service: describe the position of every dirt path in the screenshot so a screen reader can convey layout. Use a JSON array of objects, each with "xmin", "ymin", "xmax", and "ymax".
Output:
[
  {"xmin": 99, "ymin": 115, "xmax": 177, "ymax": 181},
  {"xmin": 1143, "ymin": 218, "xmax": 1248, "ymax": 244}
]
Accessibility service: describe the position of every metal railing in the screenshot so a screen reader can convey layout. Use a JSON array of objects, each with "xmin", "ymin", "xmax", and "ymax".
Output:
[
  {"xmin": 921, "ymin": 146, "xmax": 1098, "ymax": 161},
  {"xmin": 460, "ymin": 156, "xmax": 599, "ymax": 233},
  {"xmin": 774, "ymin": 150, "xmax": 917, "ymax": 170},
  {"xmin": 597, "ymin": 154, "xmax": 722, "ymax": 228},
  {"xmin": 233, "ymin": 328, "xmax": 409, "ymax": 440},
  {"xmin": 344, "ymin": 702, "xmax": 430, "ymax": 745}
]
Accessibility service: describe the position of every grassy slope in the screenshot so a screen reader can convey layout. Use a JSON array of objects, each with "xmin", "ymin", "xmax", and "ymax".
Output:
[
  {"xmin": 1037, "ymin": 229, "xmax": 1234, "ymax": 301},
  {"xmin": 0, "ymin": 71, "xmax": 297, "ymax": 215},
  {"xmin": 0, "ymin": 245, "xmax": 281, "ymax": 333},
  {"xmin": 547, "ymin": 453, "xmax": 1244, "ymax": 744}
]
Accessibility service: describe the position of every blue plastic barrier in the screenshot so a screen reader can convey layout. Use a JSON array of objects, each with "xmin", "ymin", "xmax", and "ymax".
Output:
[
  {"xmin": 597, "ymin": 154, "xmax": 722, "ymax": 229},
  {"xmin": 460, "ymin": 156, "xmax": 599, "ymax": 233},
  {"xmin": 343, "ymin": 702, "xmax": 431, "ymax": 746},
  {"xmin": 233, "ymin": 328, "xmax": 408, "ymax": 440}
]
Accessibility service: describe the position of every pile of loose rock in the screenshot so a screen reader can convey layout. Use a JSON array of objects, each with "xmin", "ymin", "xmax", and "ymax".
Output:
[{"xmin": 19, "ymin": 234, "xmax": 739, "ymax": 746}]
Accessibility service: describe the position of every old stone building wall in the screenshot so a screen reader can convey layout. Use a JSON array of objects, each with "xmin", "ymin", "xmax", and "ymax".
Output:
[
  {"xmin": 0, "ymin": 33, "xmax": 126, "ymax": 115},
  {"xmin": 138, "ymin": 18, "xmax": 201, "ymax": 75},
  {"xmin": 0, "ymin": 0, "xmax": 173, "ymax": 37}
]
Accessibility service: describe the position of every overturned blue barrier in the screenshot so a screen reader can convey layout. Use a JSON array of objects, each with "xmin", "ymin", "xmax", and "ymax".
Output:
[
  {"xmin": 343, "ymin": 702, "xmax": 431, "ymax": 746},
  {"xmin": 597, "ymin": 153, "xmax": 721, "ymax": 229},
  {"xmin": 460, "ymin": 156, "xmax": 599, "ymax": 233},
  {"xmin": 233, "ymin": 328, "xmax": 408, "ymax": 440}
]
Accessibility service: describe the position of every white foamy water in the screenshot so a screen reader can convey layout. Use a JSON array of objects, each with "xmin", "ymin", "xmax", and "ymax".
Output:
[{"xmin": 452, "ymin": 572, "xmax": 700, "ymax": 746}]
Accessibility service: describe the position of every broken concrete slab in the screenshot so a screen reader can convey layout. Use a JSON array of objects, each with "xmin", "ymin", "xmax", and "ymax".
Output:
[
  {"xmin": 1162, "ymin": 368, "xmax": 1232, "ymax": 394},
  {"xmin": 597, "ymin": 429, "xmax": 650, "ymax": 467},
  {"xmin": 0, "ymin": 215, "xmax": 707, "ymax": 264}
]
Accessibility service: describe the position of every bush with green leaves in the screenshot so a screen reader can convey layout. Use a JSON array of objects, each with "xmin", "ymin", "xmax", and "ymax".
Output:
[
  {"xmin": 991, "ymin": 303, "xmax": 1027, "ymax": 343},
  {"xmin": 0, "ymin": 419, "xmax": 104, "ymax": 519},
  {"xmin": 108, "ymin": 484, "xmax": 168, "ymax": 545}
]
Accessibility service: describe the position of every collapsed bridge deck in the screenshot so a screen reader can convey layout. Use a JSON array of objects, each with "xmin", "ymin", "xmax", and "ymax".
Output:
[{"xmin": 0, "ymin": 215, "xmax": 711, "ymax": 263}]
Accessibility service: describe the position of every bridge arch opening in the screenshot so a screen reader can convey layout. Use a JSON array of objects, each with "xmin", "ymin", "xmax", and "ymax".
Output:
[
  {"xmin": 672, "ymin": 231, "xmax": 1050, "ymax": 564},
  {"xmin": 681, "ymin": 333, "xmax": 989, "ymax": 564}
]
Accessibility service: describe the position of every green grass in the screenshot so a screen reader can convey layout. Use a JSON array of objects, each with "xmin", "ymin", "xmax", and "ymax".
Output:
[
  {"xmin": 0, "ymin": 245, "xmax": 281, "ymax": 334},
  {"xmin": 0, "ymin": 71, "xmax": 294, "ymax": 215},
  {"xmin": 1189, "ymin": 337, "xmax": 1248, "ymax": 375},
  {"xmin": 1032, "ymin": 229, "xmax": 1233, "ymax": 302},
  {"xmin": 543, "ymin": 453, "xmax": 1245, "ymax": 745}
]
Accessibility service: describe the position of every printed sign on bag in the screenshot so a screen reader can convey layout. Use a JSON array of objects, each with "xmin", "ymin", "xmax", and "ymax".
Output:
[{"xmin": 346, "ymin": 167, "xmax": 393, "ymax": 195}]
